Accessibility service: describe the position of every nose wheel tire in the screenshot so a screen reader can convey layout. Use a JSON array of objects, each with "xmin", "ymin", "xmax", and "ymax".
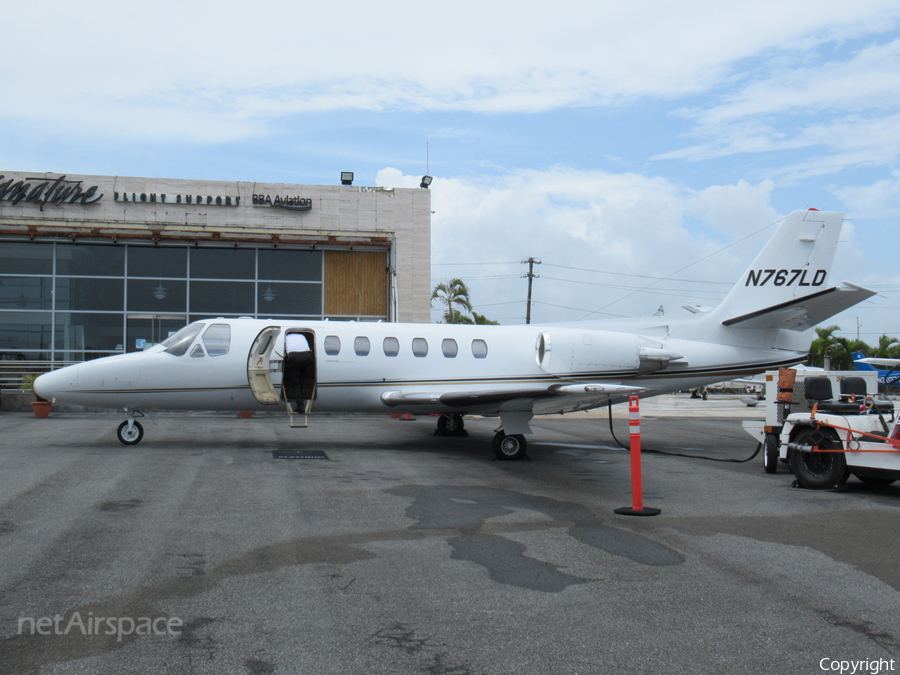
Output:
[
  {"xmin": 117, "ymin": 420, "xmax": 144, "ymax": 445},
  {"xmin": 493, "ymin": 431, "xmax": 527, "ymax": 460}
]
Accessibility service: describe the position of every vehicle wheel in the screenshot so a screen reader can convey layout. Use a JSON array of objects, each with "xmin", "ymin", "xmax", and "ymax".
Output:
[
  {"xmin": 789, "ymin": 427, "xmax": 847, "ymax": 489},
  {"xmin": 436, "ymin": 414, "xmax": 466, "ymax": 436},
  {"xmin": 763, "ymin": 433, "xmax": 780, "ymax": 474},
  {"xmin": 117, "ymin": 420, "xmax": 144, "ymax": 445},
  {"xmin": 493, "ymin": 432, "xmax": 527, "ymax": 460}
]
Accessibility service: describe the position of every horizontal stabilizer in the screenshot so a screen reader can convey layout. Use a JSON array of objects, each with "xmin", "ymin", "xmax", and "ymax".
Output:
[{"xmin": 721, "ymin": 282, "xmax": 876, "ymax": 331}]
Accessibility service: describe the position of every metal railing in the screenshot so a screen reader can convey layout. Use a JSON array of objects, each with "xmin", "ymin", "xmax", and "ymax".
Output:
[{"xmin": 0, "ymin": 361, "xmax": 77, "ymax": 392}]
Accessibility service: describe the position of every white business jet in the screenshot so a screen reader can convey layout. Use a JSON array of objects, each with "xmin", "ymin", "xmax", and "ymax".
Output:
[{"xmin": 35, "ymin": 209, "xmax": 875, "ymax": 459}]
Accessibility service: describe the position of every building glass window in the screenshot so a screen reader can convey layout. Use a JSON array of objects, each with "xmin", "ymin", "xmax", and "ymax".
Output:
[
  {"xmin": 190, "ymin": 281, "xmax": 255, "ymax": 315},
  {"xmin": 257, "ymin": 282, "xmax": 322, "ymax": 316},
  {"xmin": 190, "ymin": 248, "xmax": 255, "ymax": 280},
  {"xmin": 55, "ymin": 243, "xmax": 124, "ymax": 276},
  {"xmin": 0, "ymin": 242, "xmax": 53, "ymax": 275},
  {"xmin": 0, "ymin": 240, "xmax": 364, "ymax": 362},
  {"xmin": 55, "ymin": 277, "xmax": 124, "ymax": 311},
  {"xmin": 258, "ymin": 249, "xmax": 322, "ymax": 281},
  {"xmin": 0, "ymin": 311, "xmax": 52, "ymax": 355},
  {"xmin": 54, "ymin": 313, "xmax": 125, "ymax": 354},
  {"xmin": 0, "ymin": 277, "xmax": 53, "ymax": 310},
  {"xmin": 128, "ymin": 246, "xmax": 187, "ymax": 278},
  {"xmin": 127, "ymin": 279, "xmax": 187, "ymax": 313}
]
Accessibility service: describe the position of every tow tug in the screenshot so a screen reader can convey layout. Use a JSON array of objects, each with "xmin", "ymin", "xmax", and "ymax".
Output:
[{"xmin": 743, "ymin": 368, "xmax": 899, "ymax": 489}]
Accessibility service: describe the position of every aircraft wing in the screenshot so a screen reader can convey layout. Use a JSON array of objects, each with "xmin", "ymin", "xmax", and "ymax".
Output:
[
  {"xmin": 721, "ymin": 282, "xmax": 876, "ymax": 331},
  {"xmin": 380, "ymin": 382, "xmax": 646, "ymax": 413}
]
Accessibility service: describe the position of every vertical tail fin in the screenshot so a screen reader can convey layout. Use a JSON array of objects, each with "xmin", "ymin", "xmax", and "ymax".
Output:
[
  {"xmin": 716, "ymin": 209, "xmax": 842, "ymax": 319},
  {"xmin": 711, "ymin": 209, "xmax": 873, "ymax": 331}
]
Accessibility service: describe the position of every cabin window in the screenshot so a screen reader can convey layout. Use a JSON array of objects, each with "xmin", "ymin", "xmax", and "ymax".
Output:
[
  {"xmin": 190, "ymin": 344, "xmax": 205, "ymax": 358},
  {"xmin": 324, "ymin": 335, "xmax": 341, "ymax": 355},
  {"xmin": 383, "ymin": 337, "xmax": 400, "ymax": 357},
  {"xmin": 202, "ymin": 323, "xmax": 231, "ymax": 357},
  {"xmin": 161, "ymin": 322, "xmax": 203, "ymax": 357},
  {"xmin": 354, "ymin": 336, "xmax": 370, "ymax": 356},
  {"xmin": 412, "ymin": 338, "xmax": 428, "ymax": 357},
  {"xmin": 472, "ymin": 339, "xmax": 488, "ymax": 359},
  {"xmin": 442, "ymin": 338, "xmax": 458, "ymax": 358}
]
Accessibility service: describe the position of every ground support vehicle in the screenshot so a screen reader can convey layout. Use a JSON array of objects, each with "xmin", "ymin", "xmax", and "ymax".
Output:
[{"xmin": 742, "ymin": 370, "xmax": 899, "ymax": 488}]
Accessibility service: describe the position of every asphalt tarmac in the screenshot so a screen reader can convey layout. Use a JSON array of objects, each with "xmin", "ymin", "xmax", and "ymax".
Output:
[{"xmin": 1, "ymin": 401, "xmax": 899, "ymax": 675}]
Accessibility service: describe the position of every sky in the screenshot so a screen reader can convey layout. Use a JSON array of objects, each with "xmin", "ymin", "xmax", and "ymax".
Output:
[{"xmin": 3, "ymin": 0, "xmax": 900, "ymax": 343}]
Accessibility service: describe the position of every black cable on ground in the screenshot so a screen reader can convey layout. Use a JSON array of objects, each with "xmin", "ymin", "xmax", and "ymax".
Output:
[{"xmin": 606, "ymin": 400, "xmax": 763, "ymax": 464}]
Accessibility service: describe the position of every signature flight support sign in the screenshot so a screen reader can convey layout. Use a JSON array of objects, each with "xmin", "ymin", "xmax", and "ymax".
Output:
[
  {"xmin": 114, "ymin": 192, "xmax": 240, "ymax": 206},
  {"xmin": 0, "ymin": 173, "xmax": 315, "ymax": 215},
  {"xmin": 0, "ymin": 175, "xmax": 103, "ymax": 211}
]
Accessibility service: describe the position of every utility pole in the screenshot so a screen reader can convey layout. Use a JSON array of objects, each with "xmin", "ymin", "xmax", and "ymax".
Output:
[{"xmin": 522, "ymin": 257, "xmax": 541, "ymax": 324}]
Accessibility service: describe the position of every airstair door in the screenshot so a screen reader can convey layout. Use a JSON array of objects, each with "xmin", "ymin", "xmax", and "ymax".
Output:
[{"xmin": 248, "ymin": 326, "xmax": 282, "ymax": 405}]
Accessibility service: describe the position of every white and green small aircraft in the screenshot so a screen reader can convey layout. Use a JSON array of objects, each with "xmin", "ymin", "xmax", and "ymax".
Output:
[{"xmin": 35, "ymin": 209, "xmax": 874, "ymax": 459}]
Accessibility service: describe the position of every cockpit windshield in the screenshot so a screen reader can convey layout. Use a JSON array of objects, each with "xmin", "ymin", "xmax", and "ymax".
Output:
[{"xmin": 161, "ymin": 323, "xmax": 204, "ymax": 356}]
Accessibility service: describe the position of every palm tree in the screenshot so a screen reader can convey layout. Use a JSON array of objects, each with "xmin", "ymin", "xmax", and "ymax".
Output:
[
  {"xmin": 432, "ymin": 279, "xmax": 473, "ymax": 324},
  {"xmin": 808, "ymin": 325, "xmax": 851, "ymax": 369},
  {"xmin": 472, "ymin": 311, "xmax": 499, "ymax": 325},
  {"xmin": 872, "ymin": 334, "xmax": 900, "ymax": 359}
]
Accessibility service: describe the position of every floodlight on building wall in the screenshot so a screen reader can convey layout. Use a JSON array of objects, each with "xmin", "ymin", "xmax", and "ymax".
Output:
[
  {"xmin": 420, "ymin": 175, "xmax": 433, "ymax": 189},
  {"xmin": 341, "ymin": 172, "xmax": 354, "ymax": 185}
]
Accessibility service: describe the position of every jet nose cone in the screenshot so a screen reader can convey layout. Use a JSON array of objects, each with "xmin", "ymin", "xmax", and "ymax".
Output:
[{"xmin": 34, "ymin": 368, "xmax": 74, "ymax": 401}]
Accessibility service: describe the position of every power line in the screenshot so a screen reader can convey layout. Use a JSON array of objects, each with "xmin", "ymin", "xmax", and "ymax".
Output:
[
  {"xmin": 542, "ymin": 262, "xmax": 732, "ymax": 285},
  {"xmin": 433, "ymin": 261, "xmax": 519, "ymax": 266},
  {"xmin": 578, "ymin": 216, "xmax": 782, "ymax": 319},
  {"xmin": 533, "ymin": 301, "xmax": 625, "ymax": 317}
]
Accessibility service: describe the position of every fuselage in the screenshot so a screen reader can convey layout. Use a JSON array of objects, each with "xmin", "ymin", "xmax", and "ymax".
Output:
[{"xmin": 35, "ymin": 316, "xmax": 806, "ymax": 415}]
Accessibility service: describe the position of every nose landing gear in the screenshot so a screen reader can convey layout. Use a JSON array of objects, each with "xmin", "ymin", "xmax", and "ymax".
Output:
[{"xmin": 117, "ymin": 413, "xmax": 145, "ymax": 445}]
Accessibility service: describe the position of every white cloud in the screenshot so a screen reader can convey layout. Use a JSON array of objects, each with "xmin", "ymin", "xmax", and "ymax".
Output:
[
  {"xmin": 378, "ymin": 168, "xmax": 793, "ymax": 322},
  {"xmin": 830, "ymin": 170, "xmax": 900, "ymax": 219},
  {"xmin": 3, "ymin": 1, "xmax": 899, "ymax": 140},
  {"xmin": 655, "ymin": 39, "xmax": 900, "ymax": 179}
]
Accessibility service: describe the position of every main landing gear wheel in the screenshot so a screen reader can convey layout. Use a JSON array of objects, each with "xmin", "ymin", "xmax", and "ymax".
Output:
[
  {"xmin": 493, "ymin": 431, "xmax": 527, "ymax": 460},
  {"xmin": 435, "ymin": 414, "xmax": 467, "ymax": 437},
  {"xmin": 763, "ymin": 433, "xmax": 780, "ymax": 474},
  {"xmin": 789, "ymin": 426, "xmax": 848, "ymax": 489},
  {"xmin": 117, "ymin": 420, "xmax": 144, "ymax": 445}
]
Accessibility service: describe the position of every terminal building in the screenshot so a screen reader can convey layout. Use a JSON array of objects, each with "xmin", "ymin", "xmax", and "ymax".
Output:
[{"xmin": 0, "ymin": 171, "xmax": 431, "ymax": 363}]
